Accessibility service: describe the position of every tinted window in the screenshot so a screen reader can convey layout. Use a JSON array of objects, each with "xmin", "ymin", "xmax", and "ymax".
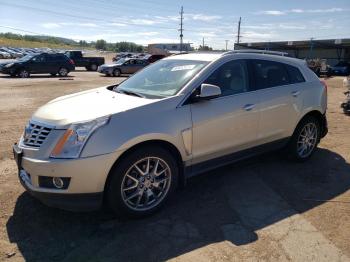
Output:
[
  {"xmin": 32, "ymin": 55, "xmax": 46, "ymax": 62},
  {"xmin": 204, "ymin": 60, "xmax": 249, "ymax": 97},
  {"xmin": 251, "ymin": 60, "xmax": 289, "ymax": 89},
  {"xmin": 136, "ymin": 60, "xmax": 144, "ymax": 65},
  {"xmin": 285, "ymin": 64, "xmax": 305, "ymax": 84}
]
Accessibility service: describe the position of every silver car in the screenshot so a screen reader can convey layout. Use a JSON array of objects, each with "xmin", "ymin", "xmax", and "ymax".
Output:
[{"xmin": 13, "ymin": 50, "xmax": 328, "ymax": 217}]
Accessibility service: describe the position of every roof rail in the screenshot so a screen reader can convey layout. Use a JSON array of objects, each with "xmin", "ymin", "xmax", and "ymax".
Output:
[{"xmin": 223, "ymin": 49, "xmax": 289, "ymax": 57}]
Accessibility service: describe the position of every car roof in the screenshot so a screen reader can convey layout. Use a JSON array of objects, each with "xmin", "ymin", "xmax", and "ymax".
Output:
[{"xmin": 164, "ymin": 51, "xmax": 306, "ymax": 67}]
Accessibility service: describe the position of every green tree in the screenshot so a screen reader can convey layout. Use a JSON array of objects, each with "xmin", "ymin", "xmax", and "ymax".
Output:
[{"xmin": 95, "ymin": 39, "xmax": 107, "ymax": 50}]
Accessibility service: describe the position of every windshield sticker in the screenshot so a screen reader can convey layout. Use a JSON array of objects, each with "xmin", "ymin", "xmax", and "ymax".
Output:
[{"xmin": 171, "ymin": 65, "xmax": 196, "ymax": 71}]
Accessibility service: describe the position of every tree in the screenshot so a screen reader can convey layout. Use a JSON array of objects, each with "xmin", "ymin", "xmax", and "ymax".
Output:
[{"xmin": 95, "ymin": 39, "xmax": 107, "ymax": 50}]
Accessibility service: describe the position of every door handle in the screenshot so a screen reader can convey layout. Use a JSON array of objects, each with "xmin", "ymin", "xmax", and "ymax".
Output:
[
  {"xmin": 291, "ymin": 91, "xmax": 300, "ymax": 97},
  {"xmin": 243, "ymin": 104, "xmax": 255, "ymax": 111}
]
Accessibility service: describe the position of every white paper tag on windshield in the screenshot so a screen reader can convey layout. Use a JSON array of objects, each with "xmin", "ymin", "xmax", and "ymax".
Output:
[{"xmin": 171, "ymin": 65, "xmax": 196, "ymax": 71}]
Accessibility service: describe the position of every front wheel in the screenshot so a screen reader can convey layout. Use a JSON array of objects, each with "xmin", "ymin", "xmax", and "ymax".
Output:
[
  {"xmin": 18, "ymin": 69, "xmax": 30, "ymax": 78},
  {"xmin": 107, "ymin": 146, "xmax": 178, "ymax": 218},
  {"xmin": 113, "ymin": 69, "xmax": 121, "ymax": 77},
  {"xmin": 287, "ymin": 116, "xmax": 320, "ymax": 161}
]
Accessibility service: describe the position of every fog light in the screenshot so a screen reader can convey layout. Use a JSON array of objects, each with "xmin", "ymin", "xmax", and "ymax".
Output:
[{"xmin": 52, "ymin": 177, "xmax": 64, "ymax": 189}]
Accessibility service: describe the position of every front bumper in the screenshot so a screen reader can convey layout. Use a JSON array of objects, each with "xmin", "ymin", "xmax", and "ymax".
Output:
[
  {"xmin": 13, "ymin": 144, "xmax": 122, "ymax": 211},
  {"xmin": 97, "ymin": 67, "xmax": 113, "ymax": 74},
  {"xmin": 0, "ymin": 66, "xmax": 16, "ymax": 75},
  {"xmin": 19, "ymin": 172, "xmax": 103, "ymax": 211}
]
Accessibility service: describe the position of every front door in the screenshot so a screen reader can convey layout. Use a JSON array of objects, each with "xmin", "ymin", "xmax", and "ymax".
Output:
[{"xmin": 190, "ymin": 59, "xmax": 260, "ymax": 165}]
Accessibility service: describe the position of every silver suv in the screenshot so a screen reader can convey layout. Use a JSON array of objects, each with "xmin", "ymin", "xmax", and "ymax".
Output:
[{"xmin": 13, "ymin": 50, "xmax": 328, "ymax": 217}]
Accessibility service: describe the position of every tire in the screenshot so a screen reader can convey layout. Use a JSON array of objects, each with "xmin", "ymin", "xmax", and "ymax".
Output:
[
  {"xmin": 90, "ymin": 64, "xmax": 98, "ymax": 71},
  {"xmin": 286, "ymin": 116, "xmax": 320, "ymax": 162},
  {"xmin": 107, "ymin": 146, "xmax": 178, "ymax": 218},
  {"xmin": 18, "ymin": 69, "xmax": 30, "ymax": 78},
  {"xmin": 113, "ymin": 69, "xmax": 121, "ymax": 77},
  {"xmin": 58, "ymin": 67, "xmax": 69, "ymax": 77}
]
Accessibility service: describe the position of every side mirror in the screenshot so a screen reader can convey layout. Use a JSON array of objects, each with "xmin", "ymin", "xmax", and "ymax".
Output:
[{"xmin": 193, "ymin": 83, "xmax": 221, "ymax": 101}]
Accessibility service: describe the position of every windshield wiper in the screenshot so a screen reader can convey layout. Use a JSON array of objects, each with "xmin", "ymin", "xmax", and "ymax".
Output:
[{"xmin": 115, "ymin": 88, "xmax": 145, "ymax": 98}]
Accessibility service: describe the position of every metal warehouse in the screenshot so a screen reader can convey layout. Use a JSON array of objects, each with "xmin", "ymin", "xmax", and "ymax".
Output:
[{"xmin": 235, "ymin": 38, "xmax": 350, "ymax": 66}]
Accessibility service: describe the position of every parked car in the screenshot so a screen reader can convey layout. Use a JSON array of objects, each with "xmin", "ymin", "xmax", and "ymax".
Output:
[
  {"xmin": 112, "ymin": 52, "xmax": 135, "ymax": 62},
  {"xmin": 65, "ymin": 50, "xmax": 105, "ymax": 71},
  {"xmin": 0, "ymin": 53, "xmax": 75, "ymax": 78},
  {"xmin": 98, "ymin": 58, "xmax": 149, "ymax": 77},
  {"xmin": 330, "ymin": 61, "xmax": 350, "ymax": 76},
  {"xmin": 144, "ymin": 54, "xmax": 166, "ymax": 63},
  {"xmin": 0, "ymin": 50, "xmax": 11, "ymax": 59},
  {"xmin": 13, "ymin": 50, "xmax": 328, "ymax": 217}
]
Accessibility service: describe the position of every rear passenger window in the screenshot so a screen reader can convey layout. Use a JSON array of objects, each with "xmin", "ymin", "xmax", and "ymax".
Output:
[
  {"xmin": 250, "ymin": 60, "xmax": 290, "ymax": 89},
  {"xmin": 285, "ymin": 64, "xmax": 305, "ymax": 84}
]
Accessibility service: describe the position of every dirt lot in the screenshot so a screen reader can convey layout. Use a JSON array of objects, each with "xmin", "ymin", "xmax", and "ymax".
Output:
[{"xmin": 0, "ymin": 71, "xmax": 349, "ymax": 262}]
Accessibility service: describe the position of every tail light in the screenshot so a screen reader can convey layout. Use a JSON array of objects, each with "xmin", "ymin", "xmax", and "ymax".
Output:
[{"xmin": 69, "ymin": 59, "xmax": 75, "ymax": 65}]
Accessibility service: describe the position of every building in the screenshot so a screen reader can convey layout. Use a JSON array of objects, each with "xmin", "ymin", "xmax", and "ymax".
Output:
[
  {"xmin": 148, "ymin": 43, "xmax": 192, "ymax": 55},
  {"xmin": 235, "ymin": 38, "xmax": 350, "ymax": 66}
]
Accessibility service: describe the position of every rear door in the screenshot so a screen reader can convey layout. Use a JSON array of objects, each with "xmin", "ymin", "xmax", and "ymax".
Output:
[
  {"xmin": 191, "ymin": 59, "xmax": 260, "ymax": 165},
  {"xmin": 249, "ymin": 59, "xmax": 303, "ymax": 144},
  {"xmin": 46, "ymin": 54, "xmax": 59, "ymax": 73}
]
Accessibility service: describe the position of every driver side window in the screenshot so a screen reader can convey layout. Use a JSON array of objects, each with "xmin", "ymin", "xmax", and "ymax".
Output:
[{"xmin": 204, "ymin": 60, "xmax": 249, "ymax": 97}]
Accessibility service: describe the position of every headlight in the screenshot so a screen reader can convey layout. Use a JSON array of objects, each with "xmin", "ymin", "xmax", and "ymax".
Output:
[
  {"xmin": 50, "ymin": 116, "xmax": 110, "ymax": 159},
  {"xmin": 5, "ymin": 63, "xmax": 14, "ymax": 68}
]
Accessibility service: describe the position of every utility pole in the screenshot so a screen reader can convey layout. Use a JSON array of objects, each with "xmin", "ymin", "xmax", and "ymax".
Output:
[
  {"xmin": 236, "ymin": 17, "xmax": 241, "ymax": 44},
  {"xmin": 179, "ymin": 6, "xmax": 184, "ymax": 52},
  {"xmin": 225, "ymin": 40, "xmax": 229, "ymax": 51}
]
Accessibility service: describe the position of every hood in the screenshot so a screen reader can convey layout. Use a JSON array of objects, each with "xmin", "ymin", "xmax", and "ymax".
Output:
[
  {"xmin": 101, "ymin": 63, "xmax": 122, "ymax": 68},
  {"xmin": 32, "ymin": 87, "xmax": 157, "ymax": 127}
]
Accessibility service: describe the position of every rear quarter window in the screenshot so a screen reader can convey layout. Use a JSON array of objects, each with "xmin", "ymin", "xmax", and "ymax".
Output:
[{"xmin": 285, "ymin": 64, "xmax": 305, "ymax": 84}]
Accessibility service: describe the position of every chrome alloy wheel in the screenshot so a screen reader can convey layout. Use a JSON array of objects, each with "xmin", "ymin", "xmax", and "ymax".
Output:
[
  {"xmin": 297, "ymin": 123, "xmax": 318, "ymax": 158},
  {"xmin": 121, "ymin": 157, "xmax": 171, "ymax": 211}
]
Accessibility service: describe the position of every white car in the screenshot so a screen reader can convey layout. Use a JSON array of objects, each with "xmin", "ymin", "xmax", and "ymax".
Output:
[{"xmin": 13, "ymin": 50, "xmax": 328, "ymax": 217}]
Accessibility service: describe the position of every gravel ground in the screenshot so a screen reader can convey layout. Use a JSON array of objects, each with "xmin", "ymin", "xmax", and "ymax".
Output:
[{"xmin": 0, "ymin": 71, "xmax": 349, "ymax": 262}]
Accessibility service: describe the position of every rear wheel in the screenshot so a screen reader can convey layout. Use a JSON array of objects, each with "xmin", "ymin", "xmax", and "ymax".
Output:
[
  {"xmin": 113, "ymin": 69, "xmax": 121, "ymax": 77},
  {"xmin": 58, "ymin": 67, "xmax": 69, "ymax": 77},
  {"xmin": 107, "ymin": 146, "xmax": 178, "ymax": 218},
  {"xmin": 18, "ymin": 69, "xmax": 30, "ymax": 78},
  {"xmin": 90, "ymin": 64, "xmax": 98, "ymax": 71},
  {"xmin": 287, "ymin": 116, "xmax": 320, "ymax": 161}
]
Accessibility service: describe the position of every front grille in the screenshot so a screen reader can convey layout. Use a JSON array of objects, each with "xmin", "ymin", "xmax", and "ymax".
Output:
[{"xmin": 23, "ymin": 122, "xmax": 52, "ymax": 148}]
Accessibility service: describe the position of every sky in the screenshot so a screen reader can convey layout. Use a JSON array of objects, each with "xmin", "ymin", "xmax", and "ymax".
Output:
[{"xmin": 0, "ymin": 0, "xmax": 349, "ymax": 49}]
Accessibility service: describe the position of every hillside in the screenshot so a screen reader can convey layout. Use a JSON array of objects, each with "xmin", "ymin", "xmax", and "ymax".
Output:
[{"xmin": 0, "ymin": 37, "xmax": 78, "ymax": 49}]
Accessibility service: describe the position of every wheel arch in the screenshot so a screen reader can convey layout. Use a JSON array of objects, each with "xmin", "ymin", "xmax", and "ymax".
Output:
[
  {"xmin": 103, "ymin": 139, "xmax": 185, "ymax": 199},
  {"xmin": 297, "ymin": 110, "xmax": 327, "ymax": 139}
]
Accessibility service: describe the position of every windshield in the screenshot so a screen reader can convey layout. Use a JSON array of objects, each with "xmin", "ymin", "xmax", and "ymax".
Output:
[
  {"xmin": 115, "ymin": 59, "xmax": 208, "ymax": 98},
  {"xmin": 17, "ymin": 54, "xmax": 35, "ymax": 62},
  {"xmin": 114, "ymin": 58, "xmax": 126, "ymax": 64}
]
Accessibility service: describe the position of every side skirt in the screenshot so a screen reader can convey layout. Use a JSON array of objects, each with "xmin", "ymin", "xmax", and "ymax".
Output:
[{"xmin": 184, "ymin": 138, "xmax": 290, "ymax": 179}]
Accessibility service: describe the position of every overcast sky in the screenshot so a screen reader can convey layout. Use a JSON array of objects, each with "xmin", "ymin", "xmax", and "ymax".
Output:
[{"xmin": 0, "ymin": 0, "xmax": 349, "ymax": 49}]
